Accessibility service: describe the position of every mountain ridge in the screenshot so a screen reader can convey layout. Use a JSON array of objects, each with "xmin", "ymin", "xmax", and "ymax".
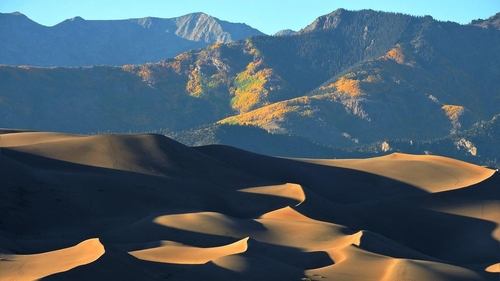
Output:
[
  {"xmin": 471, "ymin": 12, "xmax": 500, "ymax": 30},
  {"xmin": 0, "ymin": 9, "xmax": 498, "ymax": 167},
  {"xmin": 0, "ymin": 11, "xmax": 264, "ymax": 66}
]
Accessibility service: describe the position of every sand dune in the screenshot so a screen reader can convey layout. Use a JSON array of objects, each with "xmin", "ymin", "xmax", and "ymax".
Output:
[
  {"xmin": 129, "ymin": 237, "xmax": 249, "ymax": 264},
  {"xmin": 0, "ymin": 131, "xmax": 497, "ymax": 280},
  {"xmin": 0, "ymin": 238, "xmax": 104, "ymax": 281},
  {"xmin": 299, "ymin": 153, "xmax": 495, "ymax": 192},
  {"xmin": 1, "ymin": 134, "xmax": 189, "ymax": 175},
  {"xmin": 0, "ymin": 132, "xmax": 80, "ymax": 147},
  {"xmin": 238, "ymin": 183, "xmax": 306, "ymax": 206},
  {"xmin": 308, "ymin": 246, "xmax": 484, "ymax": 281},
  {"xmin": 486, "ymin": 263, "xmax": 500, "ymax": 273}
]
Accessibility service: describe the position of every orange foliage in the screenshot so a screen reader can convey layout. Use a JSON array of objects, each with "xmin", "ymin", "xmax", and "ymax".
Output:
[
  {"xmin": 121, "ymin": 64, "xmax": 155, "ymax": 85},
  {"xmin": 231, "ymin": 60, "xmax": 273, "ymax": 113},
  {"xmin": 321, "ymin": 77, "xmax": 362, "ymax": 97},
  {"xmin": 186, "ymin": 67, "xmax": 203, "ymax": 97},
  {"xmin": 209, "ymin": 42, "xmax": 223, "ymax": 50},
  {"xmin": 221, "ymin": 102, "xmax": 295, "ymax": 129},
  {"xmin": 442, "ymin": 104, "xmax": 464, "ymax": 122},
  {"xmin": 138, "ymin": 66, "xmax": 152, "ymax": 82},
  {"xmin": 245, "ymin": 60, "xmax": 260, "ymax": 72},
  {"xmin": 218, "ymin": 103, "xmax": 296, "ymax": 130},
  {"xmin": 384, "ymin": 45, "xmax": 405, "ymax": 64},
  {"xmin": 221, "ymin": 97, "xmax": 313, "ymax": 131}
]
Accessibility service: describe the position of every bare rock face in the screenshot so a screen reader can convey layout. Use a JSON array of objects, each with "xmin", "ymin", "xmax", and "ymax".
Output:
[{"xmin": 175, "ymin": 13, "xmax": 231, "ymax": 43}]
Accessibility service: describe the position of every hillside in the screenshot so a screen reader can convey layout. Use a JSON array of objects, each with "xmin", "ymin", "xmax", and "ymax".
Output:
[
  {"xmin": 219, "ymin": 11, "xmax": 500, "ymax": 145},
  {"xmin": 170, "ymin": 123, "xmax": 344, "ymax": 158},
  {"xmin": 354, "ymin": 114, "xmax": 500, "ymax": 168},
  {"xmin": 471, "ymin": 12, "xmax": 500, "ymax": 30},
  {"xmin": 0, "ymin": 9, "xmax": 499, "ymax": 166},
  {"xmin": 173, "ymin": 115, "xmax": 500, "ymax": 168},
  {"xmin": 0, "ymin": 130, "xmax": 498, "ymax": 280},
  {"xmin": 0, "ymin": 12, "xmax": 263, "ymax": 66}
]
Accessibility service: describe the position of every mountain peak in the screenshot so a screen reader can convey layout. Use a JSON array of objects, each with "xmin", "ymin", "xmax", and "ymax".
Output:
[
  {"xmin": 331, "ymin": 8, "xmax": 348, "ymax": 15},
  {"xmin": 0, "ymin": 11, "xmax": 28, "ymax": 19},
  {"xmin": 174, "ymin": 12, "xmax": 228, "ymax": 42},
  {"xmin": 189, "ymin": 12, "xmax": 210, "ymax": 17},
  {"xmin": 177, "ymin": 12, "xmax": 215, "ymax": 21},
  {"xmin": 57, "ymin": 16, "xmax": 86, "ymax": 26},
  {"xmin": 301, "ymin": 8, "xmax": 350, "ymax": 32},
  {"xmin": 9, "ymin": 11, "xmax": 26, "ymax": 16},
  {"xmin": 0, "ymin": 11, "xmax": 38, "ymax": 26},
  {"xmin": 274, "ymin": 29, "xmax": 298, "ymax": 36},
  {"xmin": 299, "ymin": 9, "xmax": 419, "ymax": 34},
  {"xmin": 69, "ymin": 16, "xmax": 85, "ymax": 22}
]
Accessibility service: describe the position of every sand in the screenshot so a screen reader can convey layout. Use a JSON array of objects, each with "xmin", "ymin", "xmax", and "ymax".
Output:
[
  {"xmin": 0, "ymin": 238, "xmax": 104, "ymax": 281},
  {"xmin": 0, "ymin": 131, "xmax": 497, "ymax": 280},
  {"xmin": 130, "ymin": 237, "xmax": 249, "ymax": 264},
  {"xmin": 299, "ymin": 153, "xmax": 495, "ymax": 192}
]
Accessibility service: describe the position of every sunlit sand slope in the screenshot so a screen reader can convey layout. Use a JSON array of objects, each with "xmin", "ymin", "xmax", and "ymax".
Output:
[
  {"xmin": 0, "ymin": 131, "xmax": 497, "ymax": 280},
  {"xmin": 130, "ymin": 237, "xmax": 249, "ymax": 264},
  {"xmin": 300, "ymin": 153, "xmax": 495, "ymax": 192},
  {"xmin": 0, "ymin": 239, "xmax": 104, "ymax": 281}
]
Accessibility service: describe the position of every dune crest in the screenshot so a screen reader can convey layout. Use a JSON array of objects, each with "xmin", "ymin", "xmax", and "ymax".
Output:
[
  {"xmin": 0, "ymin": 238, "xmax": 104, "ymax": 281},
  {"xmin": 259, "ymin": 206, "xmax": 313, "ymax": 221},
  {"xmin": 1, "ymin": 133, "xmax": 216, "ymax": 176},
  {"xmin": 0, "ymin": 132, "xmax": 80, "ymax": 147},
  {"xmin": 485, "ymin": 263, "xmax": 499, "ymax": 273},
  {"xmin": 299, "ymin": 152, "xmax": 495, "ymax": 192},
  {"xmin": 239, "ymin": 183, "xmax": 306, "ymax": 206},
  {"xmin": 309, "ymin": 246, "xmax": 484, "ymax": 281},
  {"xmin": 129, "ymin": 237, "xmax": 249, "ymax": 264}
]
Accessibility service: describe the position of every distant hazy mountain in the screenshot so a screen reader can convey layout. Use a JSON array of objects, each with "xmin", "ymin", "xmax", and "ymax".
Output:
[
  {"xmin": 0, "ymin": 11, "xmax": 264, "ymax": 66},
  {"xmin": 1, "ymin": 9, "xmax": 499, "ymax": 166}
]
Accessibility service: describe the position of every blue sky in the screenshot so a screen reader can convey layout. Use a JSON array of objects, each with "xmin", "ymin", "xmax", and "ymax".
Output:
[{"xmin": 1, "ymin": 0, "xmax": 499, "ymax": 34}]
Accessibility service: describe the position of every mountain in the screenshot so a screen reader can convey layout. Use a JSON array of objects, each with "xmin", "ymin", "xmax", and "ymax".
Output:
[
  {"xmin": 0, "ymin": 9, "xmax": 499, "ymax": 167},
  {"xmin": 274, "ymin": 29, "xmax": 298, "ymax": 36},
  {"xmin": 169, "ymin": 123, "xmax": 344, "ymax": 158},
  {"xmin": 218, "ymin": 10, "xmax": 499, "ymax": 143},
  {"xmin": 1, "ymin": 130, "xmax": 498, "ymax": 280},
  {"xmin": 359, "ymin": 114, "xmax": 500, "ymax": 168},
  {"xmin": 0, "ymin": 11, "xmax": 264, "ymax": 66},
  {"xmin": 471, "ymin": 12, "xmax": 500, "ymax": 30},
  {"xmin": 173, "ymin": 114, "xmax": 500, "ymax": 168}
]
